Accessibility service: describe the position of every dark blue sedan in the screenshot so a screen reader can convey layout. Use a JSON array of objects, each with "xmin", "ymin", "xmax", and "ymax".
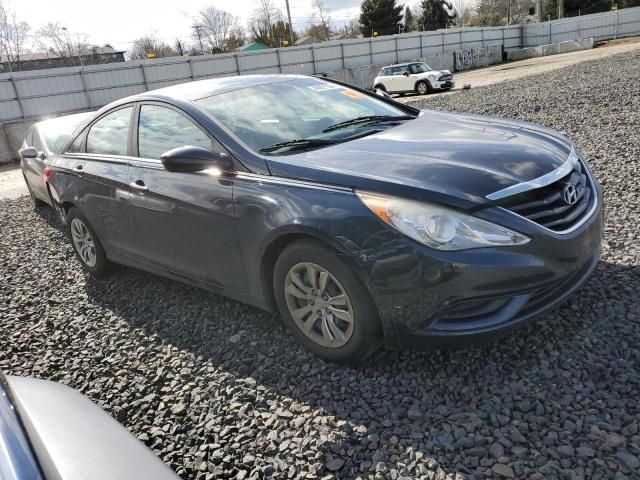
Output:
[{"xmin": 48, "ymin": 75, "xmax": 602, "ymax": 363}]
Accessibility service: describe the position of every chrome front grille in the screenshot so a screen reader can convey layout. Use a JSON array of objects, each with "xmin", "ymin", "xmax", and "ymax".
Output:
[
  {"xmin": 501, "ymin": 159, "xmax": 595, "ymax": 232},
  {"xmin": 438, "ymin": 74, "xmax": 452, "ymax": 81}
]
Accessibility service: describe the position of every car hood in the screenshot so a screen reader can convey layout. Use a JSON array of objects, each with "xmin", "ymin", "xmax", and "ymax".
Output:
[{"xmin": 266, "ymin": 110, "xmax": 573, "ymax": 208}]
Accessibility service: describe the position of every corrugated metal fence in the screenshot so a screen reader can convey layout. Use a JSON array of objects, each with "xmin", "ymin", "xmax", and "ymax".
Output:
[{"xmin": 1, "ymin": 6, "xmax": 638, "ymax": 123}]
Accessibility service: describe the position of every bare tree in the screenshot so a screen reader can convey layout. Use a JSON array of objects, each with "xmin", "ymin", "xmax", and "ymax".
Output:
[
  {"xmin": 174, "ymin": 38, "xmax": 186, "ymax": 56},
  {"xmin": 37, "ymin": 22, "xmax": 90, "ymax": 61},
  {"xmin": 0, "ymin": 0, "xmax": 29, "ymax": 72},
  {"xmin": 197, "ymin": 6, "xmax": 245, "ymax": 53},
  {"xmin": 129, "ymin": 35, "xmax": 176, "ymax": 59},
  {"xmin": 310, "ymin": 0, "xmax": 332, "ymax": 40},
  {"xmin": 344, "ymin": 19, "xmax": 361, "ymax": 38},
  {"xmin": 249, "ymin": 0, "xmax": 282, "ymax": 46},
  {"xmin": 450, "ymin": 0, "xmax": 475, "ymax": 25}
]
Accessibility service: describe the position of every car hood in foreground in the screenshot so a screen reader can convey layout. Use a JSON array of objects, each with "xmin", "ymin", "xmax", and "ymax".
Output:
[{"xmin": 266, "ymin": 111, "xmax": 573, "ymax": 208}]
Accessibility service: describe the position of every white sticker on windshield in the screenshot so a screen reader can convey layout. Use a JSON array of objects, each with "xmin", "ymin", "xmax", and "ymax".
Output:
[{"xmin": 308, "ymin": 83, "xmax": 342, "ymax": 92}]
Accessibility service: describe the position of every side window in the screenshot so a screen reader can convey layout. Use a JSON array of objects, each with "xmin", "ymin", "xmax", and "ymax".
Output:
[
  {"xmin": 381, "ymin": 68, "xmax": 390, "ymax": 77},
  {"xmin": 138, "ymin": 104, "xmax": 213, "ymax": 160},
  {"xmin": 397, "ymin": 65, "xmax": 410, "ymax": 75},
  {"xmin": 86, "ymin": 107, "xmax": 133, "ymax": 156},
  {"xmin": 67, "ymin": 132, "xmax": 85, "ymax": 153}
]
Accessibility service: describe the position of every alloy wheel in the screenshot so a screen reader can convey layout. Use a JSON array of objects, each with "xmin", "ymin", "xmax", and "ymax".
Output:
[
  {"xmin": 284, "ymin": 262, "xmax": 354, "ymax": 348},
  {"xmin": 70, "ymin": 218, "xmax": 97, "ymax": 267},
  {"xmin": 417, "ymin": 82, "xmax": 428, "ymax": 95}
]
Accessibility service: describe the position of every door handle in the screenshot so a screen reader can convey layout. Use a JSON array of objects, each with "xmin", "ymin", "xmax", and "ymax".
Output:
[{"xmin": 129, "ymin": 180, "xmax": 148, "ymax": 191}]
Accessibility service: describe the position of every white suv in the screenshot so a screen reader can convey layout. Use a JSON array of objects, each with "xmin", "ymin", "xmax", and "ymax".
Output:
[{"xmin": 373, "ymin": 62, "xmax": 454, "ymax": 95}]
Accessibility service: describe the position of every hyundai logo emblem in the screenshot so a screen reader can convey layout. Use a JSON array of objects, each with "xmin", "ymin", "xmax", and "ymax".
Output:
[{"xmin": 563, "ymin": 183, "xmax": 579, "ymax": 205}]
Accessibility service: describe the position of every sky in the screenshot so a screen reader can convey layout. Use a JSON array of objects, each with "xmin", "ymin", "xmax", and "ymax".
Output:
[{"xmin": 14, "ymin": 0, "xmax": 363, "ymax": 53}]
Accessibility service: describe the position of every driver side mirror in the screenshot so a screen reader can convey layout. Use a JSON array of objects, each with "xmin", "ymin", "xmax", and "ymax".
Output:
[
  {"xmin": 403, "ymin": 71, "xmax": 410, "ymax": 77},
  {"xmin": 160, "ymin": 145, "xmax": 233, "ymax": 173},
  {"xmin": 19, "ymin": 146, "xmax": 38, "ymax": 159}
]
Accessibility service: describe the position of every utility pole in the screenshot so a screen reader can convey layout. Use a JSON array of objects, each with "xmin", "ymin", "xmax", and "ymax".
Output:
[
  {"xmin": 285, "ymin": 0, "xmax": 295, "ymax": 47},
  {"xmin": 507, "ymin": 0, "xmax": 512, "ymax": 25},
  {"xmin": 538, "ymin": 0, "xmax": 542, "ymax": 22},
  {"xmin": 558, "ymin": 0, "xmax": 564, "ymax": 18},
  {"xmin": 192, "ymin": 23, "xmax": 204, "ymax": 55}
]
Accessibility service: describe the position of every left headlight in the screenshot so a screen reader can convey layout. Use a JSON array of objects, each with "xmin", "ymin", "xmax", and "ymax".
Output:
[{"xmin": 356, "ymin": 191, "xmax": 530, "ymax": 251}]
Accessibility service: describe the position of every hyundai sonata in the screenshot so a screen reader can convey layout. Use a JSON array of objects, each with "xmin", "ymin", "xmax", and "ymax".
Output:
[{"xmin": 48, "ymin": 75, "xmax": 602, "ymax": 363}]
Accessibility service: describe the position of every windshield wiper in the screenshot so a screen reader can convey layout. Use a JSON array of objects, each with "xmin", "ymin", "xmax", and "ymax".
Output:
[
  {"xmin": 258, "ymin": 137, "xmax": 339, "ymax": 154},
  {"xmin": 322, "ymin": 115, "xmax": 415, "ymax": 133}
]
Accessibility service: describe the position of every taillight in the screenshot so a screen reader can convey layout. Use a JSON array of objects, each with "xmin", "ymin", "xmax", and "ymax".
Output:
[{"xmin": 43, "ymin": 166, "xmax": 55, "ymax": 182}]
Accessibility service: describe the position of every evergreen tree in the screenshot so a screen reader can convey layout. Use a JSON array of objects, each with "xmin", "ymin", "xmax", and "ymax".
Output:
[
  {"xmin": 359, "ymin": 0, "xmax": 403, "ymax": 37},
  {"xmin": 404, "ymin": 6, "xmax": 416, "ymax": 32},
  {"xmin": 418, "ymin": 0, "xmax": 457, "ymax": 31}
]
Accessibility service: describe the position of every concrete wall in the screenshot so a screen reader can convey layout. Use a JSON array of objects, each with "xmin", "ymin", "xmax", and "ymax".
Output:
[
  {"xmin": 454, "ymin": 44, "xmax": 503, "ymax": 71},
  {"xmin": 1, "ymin": 119, "xmax": 34, "ymax": 165},
  {"xmin": 507, "ymin": 38, "xmax": 594, "ymax": 62}
]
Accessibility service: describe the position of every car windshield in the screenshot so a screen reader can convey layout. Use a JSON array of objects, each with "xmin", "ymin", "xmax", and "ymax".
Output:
[
  {"xmin": 39, "ymin": 113, "xmax": 91, "ymax": 154},
  {"xmin": 196, "ymin": 77, "xmax": 412, "ymax": 154},
  {"xmin": 411, "ymin": 63, "xmax": 432, "ymax": 74}
]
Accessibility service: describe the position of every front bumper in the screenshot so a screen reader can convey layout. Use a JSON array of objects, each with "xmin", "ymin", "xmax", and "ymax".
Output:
[
  {"xmin": 362, "ymin": 195, "xmax": 603, "ymax": 350},
  {"xmin": 433, "ymin": 80, "xmax": 454, "ymax": 90}
]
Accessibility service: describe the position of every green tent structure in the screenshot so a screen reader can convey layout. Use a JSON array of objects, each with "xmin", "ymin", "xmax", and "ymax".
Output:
[{"xmin": 237, "ymin": 42, "xmax": 271, "ymax": 52}]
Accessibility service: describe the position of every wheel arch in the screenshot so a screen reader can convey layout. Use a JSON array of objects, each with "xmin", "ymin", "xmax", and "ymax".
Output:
[
  {"xmin": 415, "ymin": 79, "xmax": 430, "ymax": 91},
  {"xmin": 258, "ymin": 226, "xmax": 367, "ymax": 313}
]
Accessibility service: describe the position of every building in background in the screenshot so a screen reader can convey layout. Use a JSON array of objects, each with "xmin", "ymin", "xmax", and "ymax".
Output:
[{"xmin": 0, "ymin": 46, "xmax": 125, "ymax": 73}]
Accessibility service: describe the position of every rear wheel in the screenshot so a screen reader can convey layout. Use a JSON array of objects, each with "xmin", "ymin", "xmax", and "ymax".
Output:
[
  {"xmin": 273, "ymin": 240, "xmax": 382, "ymax": 363},
  {"xmin": 66, "ymin": 207, "xmax": 110, "ymax": 277},
  {"xmin": 416, "ymin": 80, "xmax": 431, "ymax": 95},
  {"xmin": 373, "ymin": 84, "xmax": 386, "ymax": 92}
]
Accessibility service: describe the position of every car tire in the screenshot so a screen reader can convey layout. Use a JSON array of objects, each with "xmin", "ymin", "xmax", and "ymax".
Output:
[
  {"xmin": 416, "ymin": 80, "xmax": 431, "ymax": 95},
  {"xmin": 273, "ymin": 239, "xmax": 382, "ymax": 364},
  {"xmin": 373, "ymin": 84, "xmax": 386, "ymax": 92},
  {"xmin": 23, "ymin": 173, "xmax": 47, "ymax": 208},
  {"xmin": 66, "ymin": 207, "xmax": 110, "ymax": 277}
]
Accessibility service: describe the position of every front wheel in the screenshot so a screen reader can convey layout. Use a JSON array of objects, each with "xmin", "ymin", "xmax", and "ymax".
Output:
[
  {"xmin": 66, "ymin": 207, "xmax": 110, "ymax": 277},
  {"xmin": 273, "ymin": 240, "xmax": 382, "ymax": 363},
  {"xmin": 416, "ymin": 80, "xmax": 431, "ymax": 95}
]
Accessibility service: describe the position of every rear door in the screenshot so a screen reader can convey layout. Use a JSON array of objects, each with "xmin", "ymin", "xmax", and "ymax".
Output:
[
  {"xmin": 59, "ymin": 106, "xmax": 135, "ymax": 254},
  {"xmin": 126, "ymin": 102, "xmax": 247, "ymax": 292},
  {"xmin": 22, "ymin": 128, "xmax": 49, "ymax": 200}
]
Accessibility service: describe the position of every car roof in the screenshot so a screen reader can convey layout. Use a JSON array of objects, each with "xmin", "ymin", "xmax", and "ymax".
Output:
[
  {"xmin": 382, "ymin": 62, "xmax": 420, "ymax": 68},
  {"xmin": 34, "ymin": 111, "xmax": 93, "ymax": 129},
  {"xmin": 125, "ymin": 74, "xmax": 306, "ymax": 103}
]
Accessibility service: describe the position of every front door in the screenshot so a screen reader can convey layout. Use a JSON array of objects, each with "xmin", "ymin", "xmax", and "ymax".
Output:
[
  {"xmin": 394, "ymin": 65, "xmax": 414, "ymax": 92},
  {"xmin": 126, "ymin": 103, "xmax": 247, "ymax": 293}
]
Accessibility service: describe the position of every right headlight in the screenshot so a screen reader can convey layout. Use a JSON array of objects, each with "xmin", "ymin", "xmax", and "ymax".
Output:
[{"xmin": 356, "ymin": 191, "xmax": 530, "ymax": 251}]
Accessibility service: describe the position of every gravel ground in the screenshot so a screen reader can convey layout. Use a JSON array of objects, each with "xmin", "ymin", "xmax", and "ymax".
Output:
[{"xmin": 1, "ymin": 50, "xmax": 639, "ymax": 480}]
